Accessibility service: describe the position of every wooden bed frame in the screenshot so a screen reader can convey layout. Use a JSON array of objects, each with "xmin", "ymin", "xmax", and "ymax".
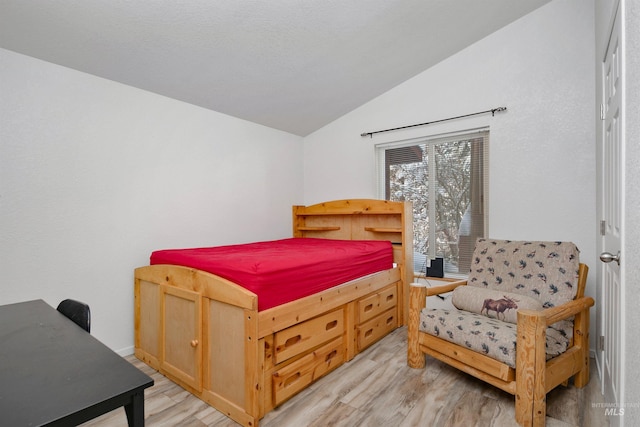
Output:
[{"xmin": 134, "ymin": 199, "xmax": 413, "ymax": 426}]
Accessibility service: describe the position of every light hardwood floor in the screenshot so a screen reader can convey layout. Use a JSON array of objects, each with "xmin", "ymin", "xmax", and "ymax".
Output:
[{"xmin": 83, "ymin": 327, "xmax": 610, "ymax": 426}]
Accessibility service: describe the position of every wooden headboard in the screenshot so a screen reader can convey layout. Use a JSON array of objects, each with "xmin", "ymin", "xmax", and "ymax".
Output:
[{"xmin": 293, "ymin": 199, "xmax": 414, "ymax": 322}]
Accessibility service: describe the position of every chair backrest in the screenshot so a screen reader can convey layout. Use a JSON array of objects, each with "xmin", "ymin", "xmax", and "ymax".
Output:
[
  {"xmin": 57, "ymin": 299, "xmax": 91, "ymax": 333},
  {"xmin": 467, "ymin": 239, "xmax": 580, "ymax": 309}
]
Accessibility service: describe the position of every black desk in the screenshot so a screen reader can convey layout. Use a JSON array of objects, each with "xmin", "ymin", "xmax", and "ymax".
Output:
[{"xmin": 0, "ymin": 300, "xmax": 154, "ymax": 426}]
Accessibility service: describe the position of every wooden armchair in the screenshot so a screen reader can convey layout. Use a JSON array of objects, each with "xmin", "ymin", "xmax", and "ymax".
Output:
[{"xmin": 407, "ymin": 239, "xmax": 593, "ymax": 426}]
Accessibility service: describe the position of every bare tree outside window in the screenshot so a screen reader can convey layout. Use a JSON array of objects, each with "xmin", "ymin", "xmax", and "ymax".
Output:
[{"xmin": 379, "ymin": 131, "xmax": 487, "ymax": 275}]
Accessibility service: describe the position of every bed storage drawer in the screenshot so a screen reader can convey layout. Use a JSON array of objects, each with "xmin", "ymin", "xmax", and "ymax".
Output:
[
  {"xmin": 356, "ymin": 284, "xmax": 397, "ymax": 324},
  {"xmin": 272, "ymin": 337, "xmax": 344, "ymax": 406},
  {"xmin": 274, "ymin": 309, "xmax": 344, "ymax": 364},
  {"xmin": 357, "ymin": 307, "xmax": 397, "ymax": 352}
]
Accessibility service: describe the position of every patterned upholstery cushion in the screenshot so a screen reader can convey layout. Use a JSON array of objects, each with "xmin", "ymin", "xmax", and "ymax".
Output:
[
  {"xmin": 451, "ymin": 286, "xmax": 543, "ymax": 324},
  {"xmin": 468, "ymin": 239, "xmax": 580, "ymax": 306},
  {"xmin": 419, "ymin": 308, "xmax": 572, "ymax": 368}
]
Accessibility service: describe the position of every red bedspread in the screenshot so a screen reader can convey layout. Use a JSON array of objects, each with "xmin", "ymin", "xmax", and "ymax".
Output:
[{"xmin": 150, "ymin": 238, "xmax": 393, "ymax": 311}]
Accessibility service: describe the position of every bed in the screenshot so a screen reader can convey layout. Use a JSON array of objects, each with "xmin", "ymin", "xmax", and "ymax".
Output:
[{"xmin": 134, "ymin": 199, "xmax": 413, "ymax": 426}]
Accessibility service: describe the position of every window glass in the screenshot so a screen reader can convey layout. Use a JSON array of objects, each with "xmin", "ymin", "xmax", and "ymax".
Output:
[{"xmin": 377, "ymin": 130, "xmax": 488, "ymax": 275}]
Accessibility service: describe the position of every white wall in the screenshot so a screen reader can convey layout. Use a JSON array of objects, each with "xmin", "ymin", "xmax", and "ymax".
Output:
[
  {"xmin": 0, "ymin": 48, "xmax": 303, "ymax": 354},
  {"xmin": 304, "ymin": 0, "xmax": 597, "ymax": 340},
  {"xmin": 0, "ymin": 0, "xmax": 600, "ymax": 362}
]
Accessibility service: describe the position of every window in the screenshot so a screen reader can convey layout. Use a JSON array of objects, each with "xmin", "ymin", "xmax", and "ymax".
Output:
[{"xmin": 376, "ymin": 129, "xmax": 488, "ymax": 275}]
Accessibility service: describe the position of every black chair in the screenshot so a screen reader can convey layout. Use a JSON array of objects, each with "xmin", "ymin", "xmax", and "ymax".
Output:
[{"xmin": 57, "ymin": 299, "xmax": 91, "ymax": 333}]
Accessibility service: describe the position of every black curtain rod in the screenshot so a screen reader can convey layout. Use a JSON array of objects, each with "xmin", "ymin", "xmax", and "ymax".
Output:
[{"xmin": 360, "ymin": 106, "xmax": 507, "ymax": 138}]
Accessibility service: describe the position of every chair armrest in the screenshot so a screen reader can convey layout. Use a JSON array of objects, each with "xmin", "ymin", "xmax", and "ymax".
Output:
[
  {"xmin": 517, "ymin": 296, "xmax": 595, "ymax": 326},
  {"xmin": 543, "ymin": 296, "xmax": 595, "ymax": 326},
  {"xmin": 409, "ymin": 282, "xmax": 428, "ymax": 311},
  {"xmin": 515, "ymin": 295, "xmax": 594, "ymax": 402},
  {"xmin": 408, "ymin": 280, "xmax": 467, "ymax": 311},
  {"xmin": 425, "ymin": 279, "xmax": 467, "ymax": 296}
]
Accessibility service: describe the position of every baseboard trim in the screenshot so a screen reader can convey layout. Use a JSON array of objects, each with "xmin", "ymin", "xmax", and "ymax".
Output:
[{"xmin": 116, "ymin": 345, "xmax": 135, "ymax": 357}]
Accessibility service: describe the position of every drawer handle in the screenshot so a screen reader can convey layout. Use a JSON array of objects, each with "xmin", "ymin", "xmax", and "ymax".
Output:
[
  {"xmin": 386, "ymin": 294, "xmax": 394, "ymax": 302},
  {"xmin": 364, "ymin": 303, "xmax": 373, "ymax": 312},
  {"xmin": 284, "ymin": 372, "xmax": 301, "ymax": 388},
  {"xmin": 285, "ymin": 335, "xmax": 301, "ymax": 348},
  {"xmin": 190, "ymin": 339, "xmax": 199, "ymax": 348},
  {"xmin": 364, "ymin": 329, "xmax": 373, "ymax": 339},
  {"xmin": 325, "ymin": 350, "xmax": 337, "ymax": 362},
  {"xmin": 325, "ymin": 320, "xmax": 338, "ymax": 331},
  {"xmin": 386, "ymin": 316, "xmax": 394, "ymax": 325}
]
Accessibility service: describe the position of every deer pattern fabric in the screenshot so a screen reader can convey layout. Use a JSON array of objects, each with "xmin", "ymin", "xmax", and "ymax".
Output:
[
  {"xmin": 420, "ymin": 308, "xmax": 570, "ymax": 367},
  {"xmin": 420, "ymin": 239, "xmax": 580, "ymax": 368},
  {"xmin": 466, "ymin": 239, "xmax": 580, "ymax": 307}
]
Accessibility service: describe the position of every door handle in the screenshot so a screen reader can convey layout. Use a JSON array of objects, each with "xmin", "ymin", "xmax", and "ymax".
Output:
[{"xmin": 600, "ymin": 251, "xmax": 621, "ymax": 265}]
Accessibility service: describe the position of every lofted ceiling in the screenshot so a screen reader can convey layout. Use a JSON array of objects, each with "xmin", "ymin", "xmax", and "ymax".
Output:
[{"xmin": 0, "ymin": 0, "xmax": 550, "ymax": 136}]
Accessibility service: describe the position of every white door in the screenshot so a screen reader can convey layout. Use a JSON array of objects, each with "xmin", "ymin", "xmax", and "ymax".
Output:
[{"xmin": 599, "ymin": 0, "xmax": 624, "ymax": 421}]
